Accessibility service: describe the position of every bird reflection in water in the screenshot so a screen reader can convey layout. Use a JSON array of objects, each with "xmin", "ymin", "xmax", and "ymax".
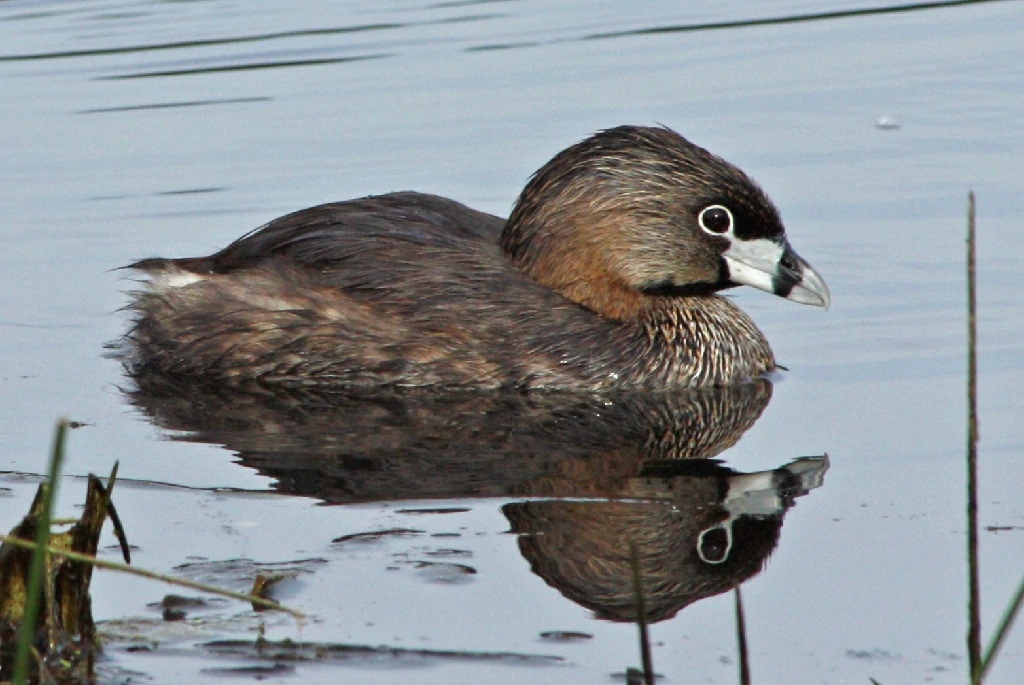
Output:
[
  {"xmin": 126, "ymin": 372, "xmax": 827, "ymax": 623},
  {"xmin": 506, "ymin": 456, "xmax": 825, "ymax": 623}
]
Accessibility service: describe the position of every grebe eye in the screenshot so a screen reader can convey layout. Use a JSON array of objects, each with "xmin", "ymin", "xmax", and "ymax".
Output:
[{"xmin": 698, "ymin": 205, "xmax": 733, "ymax": 235}]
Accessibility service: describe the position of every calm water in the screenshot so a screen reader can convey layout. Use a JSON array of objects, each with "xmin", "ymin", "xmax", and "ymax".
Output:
[{"xmin": 1, "ymin": 0, "xmax": 1023, "ymax": 683}]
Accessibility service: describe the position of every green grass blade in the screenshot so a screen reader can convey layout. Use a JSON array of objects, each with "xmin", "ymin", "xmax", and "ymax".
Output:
[
  {"xmin": 980, "ymin": 572, "xmax": 1024, "ymax": 680},
  {"xmin": 12, "ymin": 419, "xmax": 69, "ymax": 685}
]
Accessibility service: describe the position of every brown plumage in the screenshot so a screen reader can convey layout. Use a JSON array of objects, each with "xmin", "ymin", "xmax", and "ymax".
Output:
[{"xmin": 123, "ymin": 125, "xmax": 828, "ymax": 391}]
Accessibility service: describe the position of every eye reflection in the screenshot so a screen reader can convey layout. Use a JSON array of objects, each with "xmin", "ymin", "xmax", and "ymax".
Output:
[
  {"xmin": 698, "ymin": 524, "xmax": 731, "ymax": 563},
  {"xmin": 698, "ymin": 205, "xmax": 733, "ymax": 235}
]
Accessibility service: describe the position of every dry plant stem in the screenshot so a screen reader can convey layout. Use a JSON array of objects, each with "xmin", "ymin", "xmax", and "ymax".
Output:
[
  {"xmin": 961, "ymin": 192, "xmax": 1021, "ymax": 682},
  {"xmin": 965, "ymin": 192, "xmax": 982, "ymax": 683},
  {"xmin": 12, "ymin": 419, "xmax": 67, "ymax": 685},
  {"xmin": 98, "ymin": 461, "xmax": 129, "ymax": 564},
  {"xmin": 30, "ymin": 645, "xmax": 58, "ymax": 685},
  {"xmin": 734, "ymin": 587, "xmax": 750, "ymax": 685},
  {"xmin": 0, "ymin": 534, "xmax": 304, "ymax": 621},
  {"xmin": 628, "ymin": 542, "xmax": 654, "ymax": 685}
]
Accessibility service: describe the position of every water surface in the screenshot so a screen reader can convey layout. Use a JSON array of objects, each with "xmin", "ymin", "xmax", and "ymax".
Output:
[{"xmin": 2, "ymin": 0, "xmax": 1023, "ymax": 683}]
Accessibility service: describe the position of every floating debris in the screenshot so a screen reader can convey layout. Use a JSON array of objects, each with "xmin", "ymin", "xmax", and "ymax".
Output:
[
  {"xmin": 401, "ymin": 560, "xmax": 477, "ymax": 584},
  {"xmin": 202, "ymin": 662, "xmax": 297, "ymax": 677},
  {"xmin": 615, "ymin": 666, "xmax": 664, "ymax": 682},
  {"xmin": 846, "ymin": 648, "xmax": 902, "ymax": 661},
  {"xmin": 424, "ymin": 548, "xmax": 473, "ymax": 558},
  {"xmin": 201, "ymin": 638, "xmax": 564, "ymax": 666},
  {"xmin": 539, "ymin": 630, "xmax": 593, "ymax": 642},
  {"xmin": 146, "ymin": 594, "xmax": 220, "ymax": 622},
  {"xmin": 172, "ymin": 557, "xmax": 327, "ymax": 591},
  {"xmin": 331, "ymin": 528, "xmax": 424, "ymax": 544},
  {"xmin": 250, "ymin": 572, "xmax": 296, "ymax": 612}
]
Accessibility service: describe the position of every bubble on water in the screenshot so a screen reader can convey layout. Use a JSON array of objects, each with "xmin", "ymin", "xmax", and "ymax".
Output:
[{"xmin": 875, "ymin": 115, "xmax": 902, "ymax": 131}]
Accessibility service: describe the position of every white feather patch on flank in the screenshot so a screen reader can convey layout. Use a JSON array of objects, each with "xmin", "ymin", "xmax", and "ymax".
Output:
[{"xmin": 149, "ymin": 268, "xmax": 206, "ymax": 293}]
